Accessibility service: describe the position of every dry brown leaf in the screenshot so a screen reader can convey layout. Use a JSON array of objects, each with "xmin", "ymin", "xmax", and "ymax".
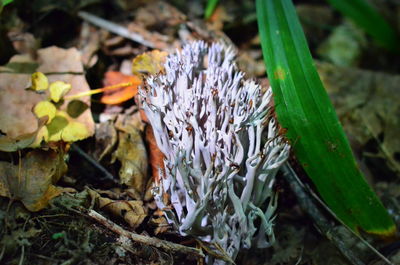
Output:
[
  {"xmin": 78, "ymin": 23, "xmax": 100, "ymax": 68},
  {"xmin": 0, "ymin": 47, "xmax": 94, "ymax": 142},
  {"xmin": 145, "ymin": 125, "xmax": 164, "ymax": 183},
  {"xmin": 207, "ymin": 6, "xmax": 233, "ymax": 31},
  {"xmin": 8, "ymin": 31, "xmax": 39, "ymax": 57},
  {"xmin": 89, "ymin": 189, "xmax": 147, "ymax": 229},
  {"xmin": 135, "ymin": 1, "xmax": 186, "ymax": 28},
  {"xmin": 131, "ymin": 50, "xmax": 168, "ymax": 77},
  {"xmin": 318, "ymin": 62, "xmax": 400, "ymax": 175},
  {"xmin": 149, "ymin": 215, "xmax": 169, "ymax": 235},
  {"xmin": 93, "ymin": 121, "xmax": 118, "ymax": 161},
  {"xmin": 144, "ymin": 177, "xmax": 155, "ymax": 202},
  {"xmin": 115, "ymin": 110, "xmax": 145, "ymax": 133},
  {"xmin": 113, "ymin": 128, "xmax": 148, "ymax": 194},
  {"xmin": 0, "ymin": 116, "xmax": 48, "ymax": 152},
  {"xmin": 0, "ymin": 149, "xmax": 66, "ymax": 211}
]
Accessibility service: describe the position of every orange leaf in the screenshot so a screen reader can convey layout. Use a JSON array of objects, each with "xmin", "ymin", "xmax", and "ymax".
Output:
[
  {"xmin": 100, "ymin": 71, "xmax": 141, "ymax": 105},
  {"xmin": 145, "ymin": 125, "xmax": 164, "ymax": 183}
]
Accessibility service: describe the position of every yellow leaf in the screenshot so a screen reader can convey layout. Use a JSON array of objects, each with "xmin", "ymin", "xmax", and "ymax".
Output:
[
  {"xmin": 47, "ymin": 114, "xmax": 69, "ymax": 142},
  {"xmin": 46, "ymin": 111, "xmax": 90, "ymax": 142},
  {"xmin": 31, "ymin": 72, "xmax": 48, "ymax": 91},
  {"xmin": 61, "ymin": 121, "xmax": 89, "ymax": 142},
  {"xmin": 33, "ymin": 101, "xmax": 57, "ymax": 123},
  {"xmin": 29, "ymin": 126, "xmax": 49, "ymax": 148},
  {"xmin": 132, "ymin": 50, "xmax": 168, "ymax": 77},
  {"xmin": 49, "ymin": 81, "xmax": 72, "ymax": 103}
]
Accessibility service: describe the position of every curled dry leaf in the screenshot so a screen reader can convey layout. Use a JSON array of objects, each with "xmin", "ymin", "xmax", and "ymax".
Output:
[
  {"xmin": 113, "ymin": 128, "xmax": 148, "ymax": 195},
  {"xmin": 89, "ymin": 189, "xmax": 147, "ymax": 229},
  {"xmin": 0, "ymin": 149, "xmax": 67, "ymax": 211},
  {"xmin": 100, "ymin": 71, "xmax": 142, "ymax": 105}
]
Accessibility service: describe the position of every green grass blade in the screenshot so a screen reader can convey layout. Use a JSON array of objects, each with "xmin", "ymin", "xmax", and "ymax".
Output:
[
  {"xmin": 256, "ymin": 0, "xmax": 396, "ymax": 236},
  {"xmin": 205, "ymin": 0, "xmax": 219, "ymax": 19},
  {"xmin": 0, "ymin": 0, "xmax": 13, "ymax": 13},
  {"xmin": 326, "ymin": 0, "xmax": 399, "ymax": 52}
]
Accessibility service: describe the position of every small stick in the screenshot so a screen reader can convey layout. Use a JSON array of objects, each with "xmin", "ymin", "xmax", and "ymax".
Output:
[
  {"xmin": 78, "ymin": 11, "xmax": 156, "ymax": 49},
  {"xmin": 70, "ymin": 144, "xmax": 118, "ymax": 184},
  {"xmin": 84, "ymin": 208, "xmax": 205, "ymax": 259}
]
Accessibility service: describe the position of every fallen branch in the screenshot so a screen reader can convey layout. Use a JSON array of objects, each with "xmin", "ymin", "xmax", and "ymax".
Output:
[{"xmin": 82, "ymin": 208, "xmax": 205, "ymax": 259}]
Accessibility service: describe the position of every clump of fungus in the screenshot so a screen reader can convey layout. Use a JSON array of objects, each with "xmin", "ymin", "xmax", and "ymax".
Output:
[{"xmin": 141, "ymin": 41, "xmax": 290, "ymax": 262}]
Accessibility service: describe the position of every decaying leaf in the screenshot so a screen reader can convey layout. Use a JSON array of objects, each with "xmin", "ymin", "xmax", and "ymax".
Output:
[
  {"xmin": 1, "ymin": 62, "xmax": 39, "ymax": 74},
  {"xmin": 131, "ymin": 50, "xmax": 168, "ymax": 77},
  {"xmin": 149, "ymin": 210, "xmax": 170, "ymax": 235},
  {"xmin": 0, "ymin": 149, "xmax": 67, "ymax": 211},
  {"xmin": 67, "ymin": 100, "xmax": 89, "ymax": 118},
  {"xmin": 0, "ymin": 47, "xmax": 95, "ymax": 145},
  {"xmin": 113, "ymin": 128, "xmax": 148, "ymax": 195},
  {"xmin": 100, "ymin": 71, "xmax": 141, "ymax": 105},
  {"xmin": 115, "ymin": 109, "xmax": 145, "ymax": 132},
  {"xmin": 0, "ymin": 116, "xmax": 48, "ymax": 152},
  {"xmin": 0, "ymin": 227, "xmax": 42, "ymax": 255},
  {"xmin": 89, "ymin": 189, "xmax": 147, "ymax": 229},
  {"xmin": 317, "ymin": 21, "xmax": 366, "ymax": 67},
  {"xmin": 100, "ymin": 197, "xmax": 146, "ymax": 229},
  {"xmin": 93, "ymin": 121, "xmax": 118, "ymax": 161},
  {"xmin": 318, "ymin": 62, "xmax": 400, "ymax": 175}
]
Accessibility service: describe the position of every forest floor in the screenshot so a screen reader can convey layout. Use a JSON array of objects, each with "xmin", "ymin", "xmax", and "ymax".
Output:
[{"xmin": 1, "ymin": 0, "xmax": 400, "ymax": 264}]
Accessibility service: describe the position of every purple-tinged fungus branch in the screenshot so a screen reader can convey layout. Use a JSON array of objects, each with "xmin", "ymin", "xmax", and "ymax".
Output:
[{"xmin": 141, "ymin": 41, "xmax": 290, "ymax": 263}]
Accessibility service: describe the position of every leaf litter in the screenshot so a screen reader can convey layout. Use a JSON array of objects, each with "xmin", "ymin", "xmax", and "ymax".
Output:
[{"xmin": 1, "ymin": 1, "xmax": 400, "ymax": 264}]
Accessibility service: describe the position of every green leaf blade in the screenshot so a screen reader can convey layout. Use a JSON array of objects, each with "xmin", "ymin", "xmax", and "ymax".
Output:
[
  {"xmin": 256, "ymin": 0, "xmax": 396, "ymax": 236},
  {"xmin": 325, "ymin": 0, "xmax": 399, "ymax": 52},
  {"xmin": 205, "ymin": 0, "xmax": 219, "ymax": 19}
]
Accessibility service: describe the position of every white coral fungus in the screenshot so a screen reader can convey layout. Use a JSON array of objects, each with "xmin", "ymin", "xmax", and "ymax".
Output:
[{"xmin": 141, "ymin": 41, "xmax": 290, "ymax": 261}]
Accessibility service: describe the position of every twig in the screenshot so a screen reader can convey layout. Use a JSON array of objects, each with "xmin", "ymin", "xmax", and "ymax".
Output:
[
  {"xmin": 83, "ymin": 208, "xmax": 204, "ymax": 259},
  {"xmin": 78, "ymin": 11, "xmax": 156, "ymax": 49},
  {"xmin": 70, "ymin": 144, "xmax": 118, "ymax": 184},
  {"xmin": 281, "ymin": 163, "xmax": 365, "ymax": 265}
]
